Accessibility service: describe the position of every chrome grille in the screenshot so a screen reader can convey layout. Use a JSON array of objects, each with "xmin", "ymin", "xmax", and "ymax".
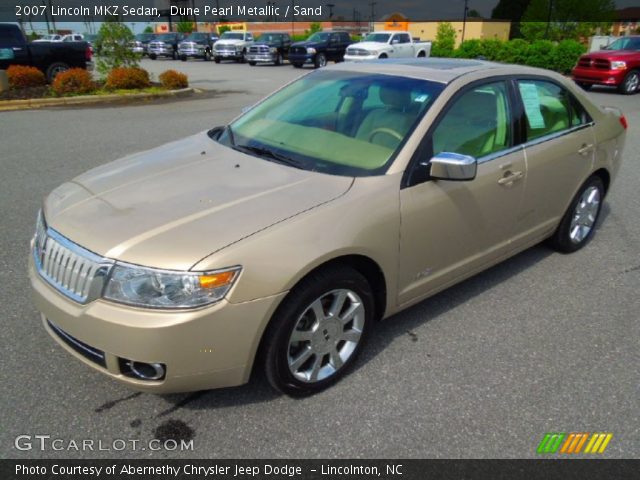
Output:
[
  {"xmin": 33, "ymin": 213, "xmax": 113, "ymax": 304},
  {"xmin": 290, "ymin": 46, "xmax": 306, "ymax": 55},
  {"xmin": 249, "ymin": 45, "xmax": 270, "ymax": 54},
  {"xmin": 347, "ymin": 48, "xmax": 369, "ymax": 56},
  {"xmin": 215, "ymin": 44, "xmax": 236, "ymax": 52}
]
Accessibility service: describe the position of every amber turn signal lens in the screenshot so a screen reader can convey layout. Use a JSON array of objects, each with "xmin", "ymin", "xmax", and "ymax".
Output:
[{"xmin": 199, "ymin": 271, "xmax": 236, "ymax": 289}]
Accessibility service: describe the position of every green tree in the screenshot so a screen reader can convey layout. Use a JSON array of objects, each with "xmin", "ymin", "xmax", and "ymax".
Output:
[
  {"xmin": 520, "ymin": 0, "xmax": 615, "ymax": 41},
  {"xmin": 218, "ymin": 25, "xmax": 231, "ymax": 34},
  {"xmin": 491, "ymin": 0, "xmax": 532, "ymax": 38},
  {"xmin": 143, "ymin": 25, "xmax": 154, "ymax": 34},
  {"xmin": 95, "ymin": 21, "xmax": 139, "ymax": 77},
  {"xmin": 176, "ymin": 21, "xmax": 194, "ymax": 34},
  {"xmin": 306, "ymin": 22, "xmax": 322, "ymax": 35},
  {"xmin": 432, "ymin": 22, "xmax": 457, "ymax": 57},
  {"xmin": 467, "ymin": 9, "xmax": 482, "ymax": 18}
]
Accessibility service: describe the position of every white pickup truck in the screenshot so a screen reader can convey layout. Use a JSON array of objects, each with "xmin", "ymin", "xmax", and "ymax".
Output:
[{"xmin": 344, "ymin": 31, "xmax": 431, "ymax": 61}]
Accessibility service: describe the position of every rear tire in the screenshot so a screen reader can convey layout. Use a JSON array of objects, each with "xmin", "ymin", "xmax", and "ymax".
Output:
[
  {"xmin": 378, "ymin": 53, "xmax": 388, "ymax": 59},
  {"xmin": 214, "ymin": 57, "xmax": 221, "ymax": 64},
  {"xmin": 619, "ymin": 70, "xmax": 639, "ymax": 95},
  {"xmin": 180, "ymin": 55, "xmax": 187, "ymax": 62},
  {"xmin": 261, "ymin": 265, "xmax": 374, "ymax": 396},
  {"xmin": 149, "ymin": 53, "xmax": 157, "ymax": 60},
  {"xmin": 45, "ymin": 62, "xmax": 69, "ymax": 82},
  {"xmin": 292, "ymin": 63, "xmax": 303, "ymax": 68},
  {"xmin": 249, "ymin": 61, "xmax": 257, "ymax": 66},
  {"xmin": 549, "ymin": 176, "xmax": 604, "ymax": 253}
]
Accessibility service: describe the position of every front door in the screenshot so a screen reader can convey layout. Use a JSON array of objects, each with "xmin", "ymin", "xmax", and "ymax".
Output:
[{"xmin": 398, "ymin": 80, "xmax": 527, "ymax": 305}]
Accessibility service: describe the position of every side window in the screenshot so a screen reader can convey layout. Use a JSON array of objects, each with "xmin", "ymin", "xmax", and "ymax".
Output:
[
  {"xmin": 399, "ymin": 34, "xmax": 411, "ymax": 44},
  {"xmin": 517, "ymin": 80, "xmax": 573, "ymax": 141},
  {"xmin": 0, "ymin": 27, "xmax": 23, "ymax": 45},
  {"xmin": 341, "ymin": 33, "xmax": 350, "ymax": 43},
  {"xmin": 431, "ymin": 81, "xmax": 511, "ymax": 159},
  {"xmin": 569, "ymin": 94, "xmax": 592, "ymax": 127}
]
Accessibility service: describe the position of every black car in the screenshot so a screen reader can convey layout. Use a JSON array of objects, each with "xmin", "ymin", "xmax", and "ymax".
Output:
[
  {"xmin": 288, "ymin": 31, "xmax": 351, "ymax": 68},
  {"xmin": 246, "ymin": 32, "xmax": 292, "ymax": 66},
  {"xmin": 132, "ymin": 33, "xmax": 156, "ymax": 56},
  {"xmin": 178, "ymin": 32, "xmax": 219, "ymax": 61},
  {"xmin": 0, "ymin": 23, "xmax": 93, "ymax": 82},
  {"xmin": 147, "ymin": 32, "xmax": 185, "ymax": 60}
]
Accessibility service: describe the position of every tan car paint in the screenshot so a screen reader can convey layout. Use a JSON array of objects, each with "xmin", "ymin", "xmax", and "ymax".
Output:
[{"xmin": 31, "ymin": 61, "xmax": 626, "ymax": 392}]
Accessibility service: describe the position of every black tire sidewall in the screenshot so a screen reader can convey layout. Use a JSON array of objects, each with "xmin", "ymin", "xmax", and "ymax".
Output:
[
  {"xmin": 551, "ymin": 176, "xmax": 604, "ymax": 253},
  {"xmin": 264, "ymin": 266, "xmax": 374, "ymax": 396},
  {"xmin": 620, "ymin": 70, "xmax": 639, "ymax": 95},
  {"xmin": 46, "ymin": 62, "xmax": 69, "ymax": 82}
]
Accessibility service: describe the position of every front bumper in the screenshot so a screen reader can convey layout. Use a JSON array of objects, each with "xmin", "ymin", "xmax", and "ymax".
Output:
[
  {"xmin": 179, "ymin": 47, "xmax": 207, "ymax": 58},
  {"xmin": 29, "ymin": 256, "xmax": 286, "ymax": 393},
  {"xmin": 572, "ymin": 67, "xmax": 626, "ymax": 86},
  {"xmin": 288, "ymin": 53, "xmax": 314, "ymax": 64},
  {"xmin": 148, "ymin": 46, "xmax": 174, "ymax": 57},
  {"xmin": 214, "ymin": 50, "xmax": 242, "ymax": 59},
  {"xmin": 245, "ymin": 52, "xmax": 278, "ymax": 63}
]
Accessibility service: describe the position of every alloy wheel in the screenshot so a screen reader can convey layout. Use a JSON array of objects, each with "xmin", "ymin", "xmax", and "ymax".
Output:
[
  {"xmin": 287, "ymin": 289, "xmax": 364, "ymax": 383},
  {"xmin": 569, "ymin": 185, "xmax": 601, "ymax": 244}
]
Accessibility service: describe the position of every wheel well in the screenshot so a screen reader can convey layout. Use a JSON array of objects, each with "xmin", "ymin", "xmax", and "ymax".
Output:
[
  {"xmin": 592, "ymin": 168, "xmax": 610, "ymax": 195},
  {"xmin": 299, "ymin": 255, "xmax": 387, "ymax": 321}
]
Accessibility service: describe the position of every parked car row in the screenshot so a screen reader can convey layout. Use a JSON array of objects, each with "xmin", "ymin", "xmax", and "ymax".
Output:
[{"xmin": 132, "ymin": 30, "xmax": 432, "ymax": 69}]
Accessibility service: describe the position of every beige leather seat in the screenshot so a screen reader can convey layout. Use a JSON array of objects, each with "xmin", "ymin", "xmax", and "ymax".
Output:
[{"xmin": 356, "ymin": 85, "xmax": 416, "ymax": 149}]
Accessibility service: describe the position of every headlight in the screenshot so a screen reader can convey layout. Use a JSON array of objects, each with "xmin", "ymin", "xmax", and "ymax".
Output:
[
  {"xmin": 104, "ymin": 263, "xmax": 241, "ymax": 309},
  {"xmin": 611, "ymin": 61, "xmax": 627, "ymax": 70},
  {"xmin": 270, "ymin": 47, "xmax": 278, "ymax": 53},
  {"xmin": 306, "ymin": 47, "xmax": 316, "ymax": 54}
]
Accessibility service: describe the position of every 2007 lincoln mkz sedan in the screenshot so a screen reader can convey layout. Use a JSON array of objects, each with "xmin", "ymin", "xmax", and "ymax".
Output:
[{"xmin": 30, "ymin": 59, "xmax": 627, "ymax": 395}]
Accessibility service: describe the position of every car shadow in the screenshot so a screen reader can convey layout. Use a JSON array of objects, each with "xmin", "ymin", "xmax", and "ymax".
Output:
[{"xmin": 157, "ymin": 203, "xmax": 610, "ymax": 410}]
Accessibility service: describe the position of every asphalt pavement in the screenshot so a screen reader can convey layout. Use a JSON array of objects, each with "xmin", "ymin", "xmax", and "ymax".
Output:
[{"xmin": 0, "ymin": 61, "xmax": 638, "ymax": 459}]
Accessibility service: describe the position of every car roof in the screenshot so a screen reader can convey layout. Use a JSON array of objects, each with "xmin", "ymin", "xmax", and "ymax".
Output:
[{"xmin": 329, "ymin": 58, "xmax": 560, "ymax": 84}]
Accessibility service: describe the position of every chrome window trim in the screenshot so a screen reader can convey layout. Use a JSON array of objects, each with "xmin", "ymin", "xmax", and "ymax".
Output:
[
  {"xmin": 522, "ymin": 122, "xmax": 595, "ymax": 149},
  {"xmin": 477, "ymin": 144, "xmax": 525, "ymax": 164}
]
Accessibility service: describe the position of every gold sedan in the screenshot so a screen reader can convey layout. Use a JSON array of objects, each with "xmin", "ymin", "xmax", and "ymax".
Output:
[{"xmin": 30, "ymin": 59, "xmax": 627, "ymax": 395}]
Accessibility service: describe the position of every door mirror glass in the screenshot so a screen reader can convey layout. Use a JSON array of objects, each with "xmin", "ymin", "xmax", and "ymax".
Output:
[{"xmin": 428, "ymin": 152, "xmax": 477, "ymax": 181}]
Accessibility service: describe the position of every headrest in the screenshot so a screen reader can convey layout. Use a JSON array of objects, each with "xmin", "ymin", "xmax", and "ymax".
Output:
[{"xmin": 380, "ymin": 85, "xmax": 411, "ymax": 109}]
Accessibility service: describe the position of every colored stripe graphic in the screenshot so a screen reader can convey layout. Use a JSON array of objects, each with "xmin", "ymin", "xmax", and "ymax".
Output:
[
  {"xmin": 538, "ymin": 433, "xmax": 613, "ymax": 454},
  {"xmin": 584, "ymin": 433, "xmax": 613, "ymax": 454},
  {"xmin": 537, "ymin": 433, "xmax": 566, "ymax": 454}
]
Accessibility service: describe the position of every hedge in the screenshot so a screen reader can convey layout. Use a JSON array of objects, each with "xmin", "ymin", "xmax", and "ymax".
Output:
[{"xmin": 445, "ymin": 38, "xmax": 586, "ymax": 74}]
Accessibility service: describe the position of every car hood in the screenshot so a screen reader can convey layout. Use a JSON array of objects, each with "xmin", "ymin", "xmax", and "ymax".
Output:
[
  {"xmin": 348, "ymin": 41, "xmax": 388, "ymax": 50},
  {"xmin": 216, "ymin": 39, "xmax": 245, "ymax": 46},
  {"xmin": 43, "ymin": 131, "xmax": 353, "ymax": 271},
  {"xmin": 582, "ymin": 50, "xmax": 640, "ymax": 60},
  {"xmin": 292, "ymin": 41, "xmax": 324, "ymax": 49}
]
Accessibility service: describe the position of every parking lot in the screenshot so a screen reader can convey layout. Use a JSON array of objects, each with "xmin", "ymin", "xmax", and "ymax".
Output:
[{"xmin": 1, "ymin": 59, "xmax": 639, "ymax": 459}]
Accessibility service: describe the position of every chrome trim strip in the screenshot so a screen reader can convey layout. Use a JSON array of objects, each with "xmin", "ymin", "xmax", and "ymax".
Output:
[
  {"xmin": 477, "ymin": 145, "xmax": 525, "ymax": 164},
  {"xmin": 521, "ymin": 122, "xmax": 594, "ymax": 149},
  {"xmin": 48, "ymin": 320, "xmax": 105, "ymax": 363}
]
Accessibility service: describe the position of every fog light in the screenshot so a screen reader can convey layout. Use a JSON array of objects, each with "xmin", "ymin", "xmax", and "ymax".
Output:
[{"xmin": 120, "ymin": 358, "xmax": 166, "ymax": 381}]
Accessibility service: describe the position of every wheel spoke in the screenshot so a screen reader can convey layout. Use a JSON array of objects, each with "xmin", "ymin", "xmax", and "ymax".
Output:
[
  {"xmin": 310, "ymin": 299, "xmax": 326, "ymax": 322},
  {"xmin": 290, "ymin": 329, "xmax": 313, "ymax": 343},
  {"xmin": 328, "ymin": 290, "xmax": 348, "ymax": 318},
  {"xmin": 289, "ymin": 347, "xmax": 312, "ymax": 371},
  {"xmin": 309, "ymin": 354, "xmax": 323, "ymax": 381},
  {"xmin": 339, "ymin": 302, "xmax": 363, "ymax": 325},
  {"xmin": 330, "ymin": 347, "xmax": 343, "ymax": 370},
  {"xmin": 341, "ymin": 329, "xmax": 362, "ymax": 343},
  {"xmin": 570, "ymin": 224, "xmax": 581, "ymax": 241}
]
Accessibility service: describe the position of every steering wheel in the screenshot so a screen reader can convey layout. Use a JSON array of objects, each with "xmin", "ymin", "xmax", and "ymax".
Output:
[{"xmin": 368, "ymin": 127, "xmax": 403, "ymax": 143}]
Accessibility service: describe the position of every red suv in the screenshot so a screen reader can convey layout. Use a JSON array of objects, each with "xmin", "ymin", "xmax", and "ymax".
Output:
[{"xmin": 572, "ymin": 36, "xmax": 640, "ymax": 94}]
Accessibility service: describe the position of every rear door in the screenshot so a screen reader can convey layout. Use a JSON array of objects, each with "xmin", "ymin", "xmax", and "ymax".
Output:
[
  {"xmin": 511, "ymin": 78, "xmax": 596, "ymax": 246},
  {"xmin": 398, "ymin": 79, "xmax": 527, "ymax": 305}
]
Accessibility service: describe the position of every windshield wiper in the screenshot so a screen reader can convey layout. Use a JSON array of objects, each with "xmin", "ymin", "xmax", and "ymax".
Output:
[{"xmin": 232, "ymin": 144, "xmax": 305, "ymax": 169}]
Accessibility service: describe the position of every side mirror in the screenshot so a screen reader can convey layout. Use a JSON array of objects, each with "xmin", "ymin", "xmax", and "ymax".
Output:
[
  {"xmin": 391, "ymin": 39, "xmax": 400, "ymax": 45},
  {"xmin": 428, "ymin": 152, "xmax": 477, "ymax": 181}
]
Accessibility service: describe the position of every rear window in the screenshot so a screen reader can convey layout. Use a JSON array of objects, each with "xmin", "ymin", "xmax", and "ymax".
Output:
[{"xmin": 0, "ymin": 25, "xmax": 24, "ymax": 46}]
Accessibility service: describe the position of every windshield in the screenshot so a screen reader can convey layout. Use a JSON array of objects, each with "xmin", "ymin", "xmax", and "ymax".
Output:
[
  {"xmin": 217, "ymin": 70, "xmax": 443, "ymax": 176},
  {"xmin": 221, "ymin": 32, "xmax": 245, "ymax": 40},
  {"xmin": 157, "ymin": 34, "xmax": 176, "ymax": 41},
  {"xmin": 135, "ymin": 33, "xmax": 155, "ymax": 42},
  {"xmin": 364, "ymin": 33, "xmax": 391, "ymax": 43},
  {"xmin": 258, "ymin": 34, "xmax": 282, "ymax": 42},
  {"xmin": 604, "ymin": 37, "xmax": 640, "ymax": 50},
  {"xmin": 185, "ymin": 33, "xmax": 208, "ymax": 41},
  {"xmin": 307, "ymin": 32, "xmax": 331, "ymax": 42}
]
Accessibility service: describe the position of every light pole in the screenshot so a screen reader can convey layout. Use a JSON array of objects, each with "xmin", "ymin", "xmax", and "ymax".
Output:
[
  {"xmin": 461, "ymin": 0, "xmax": 469, "ymax": 43},
  {"xmin": 326, "ymin": 3, "xmax": 335, "ymax": 19},
  {"xmin": 369, "ymin": 2, "xmax": 376, "ymax": 32}
]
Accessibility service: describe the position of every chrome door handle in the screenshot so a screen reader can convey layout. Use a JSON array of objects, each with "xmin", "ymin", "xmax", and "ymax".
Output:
[
  {"xmin": 498, "ymin": 170, "xmax": 524, "ymax": 186},
  {"xmin": 578, "ymin": 143, "xmax": 594, "ymax": 156}
]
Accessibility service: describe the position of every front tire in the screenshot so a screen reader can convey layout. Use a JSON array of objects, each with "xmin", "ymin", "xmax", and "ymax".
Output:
[
  {"xmin": 180, "ymin": 55, "xmax": 187, "ymax": 62},
  {"xmin": 549, "ymin": 175, "xmax": 604, "ymax": 253},
  {"xmin": 214, "ymin": 57, "xmax": 221, "ymax": 64},
  {"xmin": 249, "ymin": 61, "xmax": 257, "ymax": 66},
  {"xmin": 619, "ymin": 70, "xmax": 639, "ymax": 95},
  {"xmin": 149, "ymin": 53, "xmax": 157, "ymax": 60},
  {"xmin": 577, "ymin": 81, "xmax": 592, "ymax": 91},
  {"xmin": 314, "ymin": 53, "xmax": 327, "ymax": 68},
  {"xmin": 262, "ymin": 266, "xmax": 374, "ymax": 396},
  {"xmin": 292, "ymin": 63, "xmax": 303, "ymax": 68}
]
